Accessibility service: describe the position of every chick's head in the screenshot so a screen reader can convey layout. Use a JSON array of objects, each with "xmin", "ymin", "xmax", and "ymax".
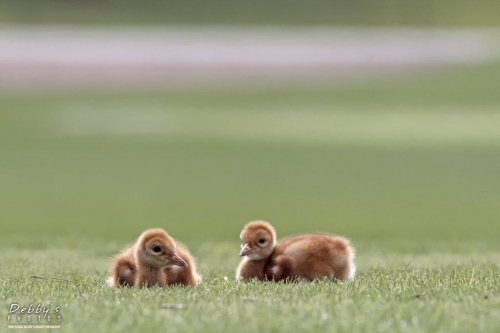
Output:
[
  {"xmin": 136, "ymin": 229, "xmax": 188, "ymax": 268},
  {"xmin": 239, "ymin": 221, "xmax": 277, "ymax": 260}
]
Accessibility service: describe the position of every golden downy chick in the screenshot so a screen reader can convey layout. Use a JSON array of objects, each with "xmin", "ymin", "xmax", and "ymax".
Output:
[
  {"xmin": 134, "ymin": 228, "xmax": 188, "ymax": 287},
  {"xmin": 236, "ymin": 221, "xmax": 356, "ymax": 282}
]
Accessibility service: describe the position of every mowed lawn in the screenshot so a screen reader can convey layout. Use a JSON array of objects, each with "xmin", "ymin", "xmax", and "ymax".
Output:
[{"xmin": 1, "ymin": 63, "xmax": 500, "ymax": 332}]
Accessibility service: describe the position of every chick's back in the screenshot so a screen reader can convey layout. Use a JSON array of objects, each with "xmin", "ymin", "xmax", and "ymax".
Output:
[{"xmin": 273, "ymin": 234, "xmax": 355, "ymax": 281}]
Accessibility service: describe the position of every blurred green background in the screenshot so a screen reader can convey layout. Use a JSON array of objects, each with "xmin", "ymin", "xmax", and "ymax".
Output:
[
  {"xmin": 1, "ymin": 0, "xmax": 500, "ymax": 26},
  {"xmin": 1, "ymin": 0, "xmax": 500, "ymax": 253},
  {"xmin": 2, "ymin": 65, "xmax": 500, "ymax": 249}
]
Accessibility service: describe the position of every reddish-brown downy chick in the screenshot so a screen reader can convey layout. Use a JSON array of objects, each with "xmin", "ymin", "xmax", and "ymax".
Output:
[
  {"xmin": 236, "ymin": 221, "xmax": 356, "ymax": 282},
  {"xmin": 109, "ymin": 228, "xmax": 192, "ymax": 288}
]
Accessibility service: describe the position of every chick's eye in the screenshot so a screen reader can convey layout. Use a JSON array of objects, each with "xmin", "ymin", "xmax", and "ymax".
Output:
[
  {"xmin": 152, "ymin": 246, "xmax": 162, "ymax": 253},
  {"xmin": 258, "ymin": 238, "xmax": 266, "ymax": 244}
]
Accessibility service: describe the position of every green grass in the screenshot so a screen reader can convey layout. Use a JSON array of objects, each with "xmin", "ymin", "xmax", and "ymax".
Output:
[
  {"xmin": 1, "ymin": 63, "xmax": 500, "ymax": 332},
  {"xmin": 2, "ymin": 243, "xmax": 499, "ymax": 332}
]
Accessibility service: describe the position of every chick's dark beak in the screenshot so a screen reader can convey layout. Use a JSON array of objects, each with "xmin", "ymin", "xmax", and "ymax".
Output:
[
  {"xmin": 239, "ymin": 243, "xmax": 251, "ymax": 257},
  {"xmin": 170, "ymin": 253, "xmax": 188, "ymax": 267}
]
